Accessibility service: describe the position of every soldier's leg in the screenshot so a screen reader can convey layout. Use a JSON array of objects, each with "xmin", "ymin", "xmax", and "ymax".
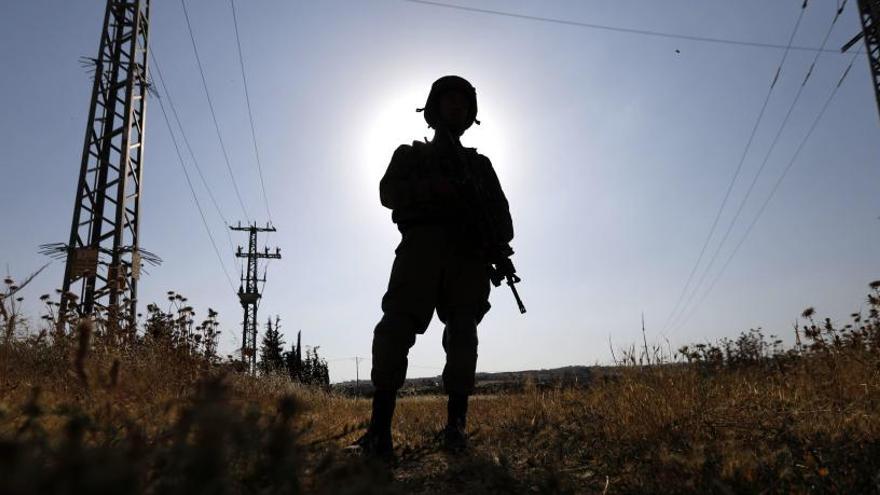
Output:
[
  {"xmin": 366, "ymin": 313, "xmax": 417, "ymax": 451},
  {"xmin": 438, "ymin": 255, "xmax": 491, "ymax": 444},
  {"xmin": 370, "ymin": 313, "xmax": 419, "ymax": 393},
  {"xmin": 365, "ymin": 226, "xmax": 442, "ymax": 451},
  {"xmin": 438, "ymin": 254, "xmax": 490, "ymax": 396},
  {"xmin": 371, "ymin": 227, "xmax": 443, "ymax": 393},
  {"xmin": 361, "ymin": 313, "xmax": 433, "ymax": 458},
  {"xmin": 438, "ymin": 311, "xmax": 482, "ymax": 452},
  {"xmin": 440, "ymin": 312, "xmax": 480, "ymax": 398}
]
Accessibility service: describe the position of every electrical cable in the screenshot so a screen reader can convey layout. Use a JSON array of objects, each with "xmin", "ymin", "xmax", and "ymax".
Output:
[
  {"xmin": 151, "ymin": 67, "xmax": 238, "ymax": 295},
  {"xmin": 150, "ymin": 51, "xmax": 242, "ymax": 272},
  {"xmin": 401, "ymin": 0, "xmax": 843, "ymax": 54},
  {"xmin": 660, "ymin": 3, "xmax": 809, "ymax": 334},
  {"xmin": 229, "ymin": 0, "xmax": 274, "ymax": 226},
  {"xmin": 179, "ymin": 0, "xmax": 251, "ymax": 222},
  {"xmin": 670, "ymin": 52, "xmax": 860, "ymax": 334},
  {"xmin": 666, "ymin": 2, "xmax": 846, "ymax": 334}
]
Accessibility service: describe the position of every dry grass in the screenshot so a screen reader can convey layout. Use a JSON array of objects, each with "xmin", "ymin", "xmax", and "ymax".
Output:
[{"xmin": 1, "ymin": 283, "xmax": 880, "ymax": 493}]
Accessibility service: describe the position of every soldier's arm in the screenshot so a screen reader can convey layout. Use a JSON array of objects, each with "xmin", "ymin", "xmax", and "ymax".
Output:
[
  {"xmin": 379, "ymin": 145, "xmax": 420, "ymax": 210},
  {"xmin": 381, "ymin": 144, "xmax": 453, "ymax": 213},
  {"xmin": 481, "ymin": 155, "xmax": 514, "ymax": 244}
]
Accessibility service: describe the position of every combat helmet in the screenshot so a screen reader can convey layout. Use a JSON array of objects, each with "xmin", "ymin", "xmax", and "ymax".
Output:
[{"xmin": 418, "ymin": 75, "xmax": 480, "ymax": 131}]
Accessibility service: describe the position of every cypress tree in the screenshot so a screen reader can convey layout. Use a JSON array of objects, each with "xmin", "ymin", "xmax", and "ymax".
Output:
[
  {"xmin": 284, "ymin": 330, "xmax": 303, "ymax": 381},
  {"xmin": 259, "ymin": 316, "xmax": 285, "ymax": 374}
]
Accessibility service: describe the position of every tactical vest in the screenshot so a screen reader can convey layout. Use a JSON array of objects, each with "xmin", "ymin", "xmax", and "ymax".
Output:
[{"xmin": 401, "ymin": 141, "xmax": 507, "ymax": 252}]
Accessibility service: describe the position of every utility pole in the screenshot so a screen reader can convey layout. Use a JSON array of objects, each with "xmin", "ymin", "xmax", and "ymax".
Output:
[
  {"xmin": 843, "ymin": 0, "xmax": 880, "ymax": 121},
  {"xmin": 354, "ymin": 356, "xmax": 363, "ymax": 395},
  {"xmin": 231, "ymin": 222, "xmax": 280, "ymax": 373},
  {"xmin": 60, "ymin": 0, "xmax": 151, "ymax": 328}
]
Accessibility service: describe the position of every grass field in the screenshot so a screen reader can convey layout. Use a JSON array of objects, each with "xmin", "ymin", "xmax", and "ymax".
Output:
[{"xmin": 1, "ymin": 281, "xmax": 879, "ymax": 494}]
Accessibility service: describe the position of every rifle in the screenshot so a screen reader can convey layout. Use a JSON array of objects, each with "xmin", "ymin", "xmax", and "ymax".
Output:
[
  {"xmin": 438, "ymin": 130, "xmax": 527, "ymax": 314},
  {"xmin": 488, "ymin": 250, "xmax": 527, "ymax": 314}
]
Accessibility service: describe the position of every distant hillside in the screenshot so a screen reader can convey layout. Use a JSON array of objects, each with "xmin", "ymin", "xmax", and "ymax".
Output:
[{"xmin": 332, "ymin": 365, "xmax": 613, "ymax": 396}]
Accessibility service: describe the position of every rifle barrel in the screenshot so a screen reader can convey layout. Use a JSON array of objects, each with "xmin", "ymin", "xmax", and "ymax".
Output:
[{"xmin": 506, "ymin": 275, "xmax": 527, "ymax": 314}]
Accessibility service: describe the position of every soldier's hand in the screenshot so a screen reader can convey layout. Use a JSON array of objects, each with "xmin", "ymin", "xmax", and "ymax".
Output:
[
  {"xmin": 488, "ymin": 243, "xmax": 514, "ymax": 264},
  {"xmin": 493, "ymin": 257, "xmax": 516, "ymax": 278}
]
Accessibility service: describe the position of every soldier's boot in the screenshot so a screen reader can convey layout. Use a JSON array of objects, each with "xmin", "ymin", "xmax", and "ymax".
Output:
[
  {"xmin": 441, "ymin": 392, "xmax": 469, "ymax": 453},
  {"xmin": 347, "ymin": 390, "xmax": 396, "ymax": 461}
]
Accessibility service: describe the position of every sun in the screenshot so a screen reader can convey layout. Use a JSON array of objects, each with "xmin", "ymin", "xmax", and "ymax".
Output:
[
  {"xmin": 358, "ymin": 79, "xmax": 518, "ymax": 192},
  {"xmin": 360, "ymin": 86, "xmax": 428, "ymax": 187}
]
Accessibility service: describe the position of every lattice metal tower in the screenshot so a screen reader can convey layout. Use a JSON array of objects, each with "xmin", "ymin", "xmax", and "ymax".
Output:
[
  {"xmin": 858, "ymin": 0, "xmax": 880, "ymax": 119},
  {"xmin": 60, "ymin": 0, "xmax": 151, "ymax": 326},
  {"xmin": 232, "ymin": 222, "xmax": 281, "ymax": 373}
]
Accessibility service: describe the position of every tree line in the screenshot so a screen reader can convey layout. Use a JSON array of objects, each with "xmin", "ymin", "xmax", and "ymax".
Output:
[{"xmin": 259, "ymin": 316, "xmax": 329, "ymax": 387}]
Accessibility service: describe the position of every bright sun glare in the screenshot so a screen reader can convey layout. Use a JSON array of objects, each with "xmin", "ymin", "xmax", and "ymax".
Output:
[{"xmin": 359, "ymin": 79, "xmax": 517, "ymax": 193}]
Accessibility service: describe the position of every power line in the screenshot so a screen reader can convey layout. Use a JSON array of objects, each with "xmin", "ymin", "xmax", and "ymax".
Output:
[
  {"xmin": 660, "ymin": 3, "xmax": 809, "ymax": 334},
  {"xmin": 179, "ymin": 0, "xmax": 251, "ymax": 222},
  {"xmin": 670, "ymin": 52, "xmax": 859, "ymax": 335},
  {"xmin": 666, "ymin": 4, "xmax": 846, "ymax": 335},
  {"xmin": 151, "ymin": 60, "xmax": 237, "ymax": 294},
  {"xmin": 401, "ymin": 0, "xmax": 846, "ymax": 54},
  {"xmin": 149, "ymin": 51, "xmax": 242, "ymax": 271},
  {"xmin": 229, "ymin": 0, "xmax": 274, "ymax": 225},
  {"xmin": 228, "ymin": 0, "xmax": 274, "ymax": 297}
]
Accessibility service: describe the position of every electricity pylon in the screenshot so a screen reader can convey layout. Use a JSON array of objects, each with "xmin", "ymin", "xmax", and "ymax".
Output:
[
  {"xmin": 844, "ymin": 0, "xmax": 880, "ymax": 120},
  {"xmin": 231, "ymin": 222, "xmax": 280, "ymax": 373},
  {"xmin": 59, "ymin": 0, "xmax": 151, "ymax": 327},
  {"xmin": 858, "ymin": 0, "xmax": 880, "ymax": 120}
]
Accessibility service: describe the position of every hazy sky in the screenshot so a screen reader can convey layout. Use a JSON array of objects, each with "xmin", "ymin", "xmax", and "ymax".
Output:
[{"xmin": 2, "ymin": 1, "xmax": 879, "ymax": 382}]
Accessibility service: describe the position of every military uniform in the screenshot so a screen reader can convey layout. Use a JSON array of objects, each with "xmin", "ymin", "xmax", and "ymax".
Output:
[
  {"xmin": 371, "ymin": 140, "xmax": 513, "ymax": 395},
  {"xmin": 350, "ymin": 75, "xmax": 516, "ymax": 459}
]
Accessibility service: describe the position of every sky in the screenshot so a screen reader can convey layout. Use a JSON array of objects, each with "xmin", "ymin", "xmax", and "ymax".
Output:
[{"xmin": 1, "ymin": 0, "xmax": 879, "ymax": 383}]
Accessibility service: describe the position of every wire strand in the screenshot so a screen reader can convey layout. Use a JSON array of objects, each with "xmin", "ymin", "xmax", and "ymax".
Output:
[
  {"xmin": 401, "ymin": 0, "xmax": 844, "ymax": 54},
  {"xmin": 671, "ymin": 52, "xmax": 859, "ymax": 334},
  {"xmin": 666, "ymin": 4, "xmax": 845, "ymax": 335},
  {"xmin": 151, "ymin": 64, "xmax": 237, "ymax": 294},
  {"xmin": 150, "ymin": 52, "xmax": 242, "ymax": 272},
  {"xmin": 660, "ymin": 3, "xmax": 809, "ymax": 335},
  {"xmin": 180, "ymin": 0, "xmax": 251, "ymax": 222},
  {"xmin": 229, "ymin": 0, "xmax": 274, "ymax": 225}
]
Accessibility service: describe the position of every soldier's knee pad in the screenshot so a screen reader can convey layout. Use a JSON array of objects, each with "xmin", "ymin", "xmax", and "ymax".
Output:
[{"xmin": 444, "ymin": 313, "xmax": 479, "ymax": 350}]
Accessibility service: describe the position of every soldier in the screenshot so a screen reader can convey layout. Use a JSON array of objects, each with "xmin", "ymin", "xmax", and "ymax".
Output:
[{"xmin": 350, "ymin": 75, "xmax": 517, "ymax": 459}]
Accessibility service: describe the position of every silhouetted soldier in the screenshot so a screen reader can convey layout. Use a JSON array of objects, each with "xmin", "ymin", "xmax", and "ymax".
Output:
[{"xmin": 350, "ymin": 75, "xmax": 517, "ymax": 459}]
